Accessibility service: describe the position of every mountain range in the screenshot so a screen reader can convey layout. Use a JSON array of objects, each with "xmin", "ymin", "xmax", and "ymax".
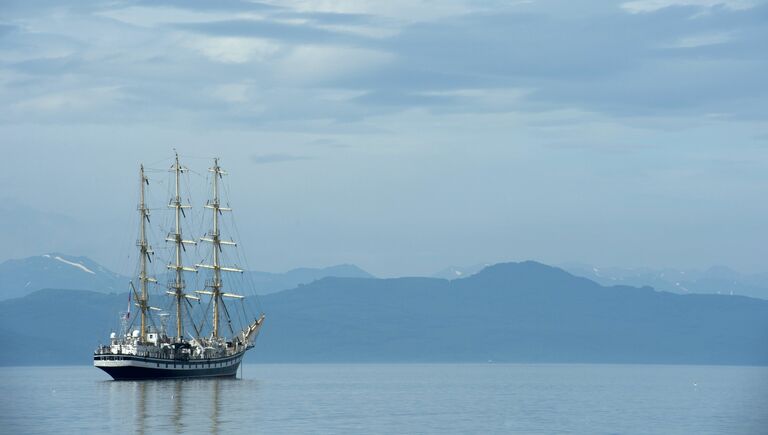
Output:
[
  {"xmin": 2, "ymin": 261, "xmax": 767, "ymax": 366},
  {"xmin": 246, "ymin": 264, "xmax": 373, "ymax": 294},
  {"xmin": 559, "ymin": 263, "xmax": 768, "ymax": 300},
  {"xmin": 4, "ymin": 252, "xmax": 763, "ymax": 302},
  {"xmin": 432, "ymin": 261, "xmax": 768, "ymax": 300},
  {"xmin": 0, "ymin": 253, "xmax": 373, "ymax": 301}
]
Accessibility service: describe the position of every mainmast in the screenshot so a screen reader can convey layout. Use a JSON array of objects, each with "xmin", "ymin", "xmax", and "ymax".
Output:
[
  {"xmin": 167, "ymin": 153, "xmax": 197, "ymax": 341},
  {"xmin": 196, "ymin": 158, "xmax": 243, "ymax": 339},
  {"xmin": 137, "ymin": 164, "xmax": 156, "ymax": 342}
]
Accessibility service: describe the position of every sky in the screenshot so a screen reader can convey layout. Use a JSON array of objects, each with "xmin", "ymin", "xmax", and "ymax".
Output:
[{"xmin": 1, "ymin": 0, "xmax": 767, "ymax": 277}]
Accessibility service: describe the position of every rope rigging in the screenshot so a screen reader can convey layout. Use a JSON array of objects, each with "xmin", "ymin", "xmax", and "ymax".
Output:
[{"xmin": 111, "ymin": 154, "xmax": 265, "ymax": 348}]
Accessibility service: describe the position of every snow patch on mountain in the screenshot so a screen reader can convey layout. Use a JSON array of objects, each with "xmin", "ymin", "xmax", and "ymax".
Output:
[{"xmin": 54, "ymin": 256, "xmax": 96, "ymax": 274}]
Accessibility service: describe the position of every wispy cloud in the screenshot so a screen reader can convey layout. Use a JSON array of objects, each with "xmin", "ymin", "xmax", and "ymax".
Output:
[
  {"xmin": 251, "ymin": 153, "xmax": 312, "ymax": 164},
  {"xmin": 183, "ymin": 35, "xmax": 280, "ymax": 63},
  {"xmin": 0, "ymin": 0, "xmax": 766, "ymax": 125},
  {"xmin": 621, "ymin": 0, "xmax": 759, "ymax": 13},
  {"xmin": 666, "ymin": 31, "xmax": 733, "ymax": 48}
]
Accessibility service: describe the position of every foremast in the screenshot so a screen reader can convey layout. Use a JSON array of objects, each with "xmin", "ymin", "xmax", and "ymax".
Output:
[
  {"xmin": 137, "ymin": 164, "xmax": 156, "ymax": 342},
  {"xmin": 166, "ymin": 153, "xmax": 198, "ymax": 342},
  {"xmin": 196, "ymin": 158, "xmax": 243, "ymax": 339}
]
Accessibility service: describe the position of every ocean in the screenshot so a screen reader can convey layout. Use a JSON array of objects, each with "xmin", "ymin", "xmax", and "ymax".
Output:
[{"xmin": 1, "ymin": 363, "xmax": 766, "ymax": 434}]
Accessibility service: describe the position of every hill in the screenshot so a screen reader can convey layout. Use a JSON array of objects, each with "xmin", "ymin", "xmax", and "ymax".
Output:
[{"xmin": 259, "ymin": 262, "xmax": 768, "ymax": 364}]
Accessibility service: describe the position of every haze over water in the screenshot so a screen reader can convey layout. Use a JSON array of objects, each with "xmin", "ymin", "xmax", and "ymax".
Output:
[{"xmin": 1, "ymin": 364, "xmax": 766, "ymax": 434}]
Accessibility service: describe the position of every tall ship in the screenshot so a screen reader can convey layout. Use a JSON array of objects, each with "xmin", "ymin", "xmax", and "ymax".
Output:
[{"xmin": 94, "ymin": 154, "xmax": 265, "ymax": 380}]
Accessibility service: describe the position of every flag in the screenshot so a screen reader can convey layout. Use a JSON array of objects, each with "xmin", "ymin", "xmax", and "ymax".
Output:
[{"xmin": 126, "ymin": 291, "xmax": 131, "ymax": 320}]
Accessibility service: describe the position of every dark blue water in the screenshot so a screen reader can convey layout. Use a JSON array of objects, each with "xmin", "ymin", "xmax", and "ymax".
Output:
[{"xmin": 1, "ymin": 364, "xmax": 766, "ymax": 434}]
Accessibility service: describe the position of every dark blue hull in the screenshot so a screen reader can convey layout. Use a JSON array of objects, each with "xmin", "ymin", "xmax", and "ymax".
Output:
[
  {"xmin": 94, "ymin": 352, "xmax": 244, "ymax": 380},
  {"xmin": 97, "ymin": 363, "xmax": 239, "ymax": 380}
]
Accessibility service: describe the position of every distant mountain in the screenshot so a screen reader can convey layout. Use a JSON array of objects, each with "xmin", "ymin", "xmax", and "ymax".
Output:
[
  {"xmin": 3, "ymin": 261, "xmax": 767, "ymax": 366},
  {"xmin": 0, "ymin": 253, "xmax": 129, "ymax": 300},
  {"xmin": 246, "ymin": 264, "xmax": 374, "ymax": 294},
  {"xmin": 560, "ymin": 263, "xmax": 768, "ymax": 300},
  {"xmin": 432, "ymin": 263, "xmax": 490, "ymax": 280},
  {"xmin": 0, "ymin": 253, "xmax": 374, "ymax": 300},
  {"xmin": 160, "ymin": 264, "xmax": 372, "ymax": 295}
]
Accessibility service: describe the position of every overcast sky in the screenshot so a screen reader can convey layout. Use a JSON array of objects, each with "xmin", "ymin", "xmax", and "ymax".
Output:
[{"xmin": 1, "ymin": 0, "xmax": 767, "ymax": 277}]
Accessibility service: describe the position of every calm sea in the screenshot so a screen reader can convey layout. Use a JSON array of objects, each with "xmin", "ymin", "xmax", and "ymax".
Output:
[{"xmin": 0, "ymin": 364, "xmax": 766, "ymax": 434}]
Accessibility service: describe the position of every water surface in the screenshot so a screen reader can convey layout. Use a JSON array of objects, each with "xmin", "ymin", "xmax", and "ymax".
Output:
[{"xmin": 1, "ymin": 364, "xmax": 766, "ymax": 434}]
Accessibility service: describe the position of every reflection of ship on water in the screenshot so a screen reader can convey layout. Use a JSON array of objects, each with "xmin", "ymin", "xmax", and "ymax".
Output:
[
  {"xmin": 94, "ymin": 154, "xmax": 265, "ymax": 380},
  {"xmin": 173, "ymin": 381, "xmax": 183, "ymax": 433},
  {"xmin": 136, "ymin": 382, "xmax": 146, "ymax": 435},
  {"xmin": 210, "ymin": 378, "xmax": 221, "ymax": 434},
  {"xmin": 104, "ymin": 378, "xmax": 238, "ymax": 435}
]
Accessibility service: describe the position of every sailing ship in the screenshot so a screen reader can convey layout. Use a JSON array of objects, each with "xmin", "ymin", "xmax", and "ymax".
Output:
[{"xmin": 94, "ymin": 154, "xmax": 265, "ymax": 380}]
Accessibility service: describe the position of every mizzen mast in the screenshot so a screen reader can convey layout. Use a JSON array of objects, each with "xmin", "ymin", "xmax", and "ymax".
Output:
[
  {"xmin": 166, "ymin": 153, "xmax": 198, "ymax": 341},
  {"xmin": 196, "ymin": 158, "xmax": 243, "ymax": 338}
]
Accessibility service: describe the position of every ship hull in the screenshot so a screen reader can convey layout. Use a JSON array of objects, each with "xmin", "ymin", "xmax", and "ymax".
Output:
[{"xmin": 94, "ymin": 352, "xmax": 244, "ymax": 380}]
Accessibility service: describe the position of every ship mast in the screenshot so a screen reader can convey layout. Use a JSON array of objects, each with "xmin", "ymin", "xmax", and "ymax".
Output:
[
  {"xmin": 167, "ymin": 153, "xmax": 197, "ymax": 341},
  {"xmin": 196, "ymin": 158, "xmax": 243, "ymax": 339},
  {"xmin": 137, "ymin": 164, "xmax": 155, "ymax": 342}
]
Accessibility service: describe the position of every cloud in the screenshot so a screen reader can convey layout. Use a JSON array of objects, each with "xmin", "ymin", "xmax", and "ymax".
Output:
[
  {"xmin": 0, "ymin": 24, "xmax": 18, "ymax": 37},
  {"xmin": 620, "ymin": 0, "xmax": 759, "ymax": 13},
  {"xmin": 13, "ymin": 86, "xmax": 125, "ymax": 112},
  {"xmin": 132, "ymin": 0, "xmax": 279, "ymax": 13},
  {"xmin": 174, "ymin": 18, "xmax": 350, "ymax": 43},
  {"xmin": 257, "ymin": 0, "xmax": 478, "ymax": 21},
  {"xmin": 251, "ymin": 153, "xmax": 312, "ymax": 164},
  {"xmin": 210, "ymin": 82, "xmax": 251, "ymax": 102},
  {"xmin": 275, "ymin": 44, "xmax": 394, "ymax": 84},
  {"xmin": 666, "ymin": 31, "xmax": 733, "ymax": 47},
  {"xmin": 0, "ymin": 0, "xmax": 766, "ymax": 128},
  {"xmin": 98, "ymin": 6, "xmax": 237, "ymax": 27},
  {"xmin": 306, "ymin": 138, "xmax": 350, "ymax": 148},
  {"xmin": 183, "ymin": 35, "xmax": 280, "ymax": 63}
]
